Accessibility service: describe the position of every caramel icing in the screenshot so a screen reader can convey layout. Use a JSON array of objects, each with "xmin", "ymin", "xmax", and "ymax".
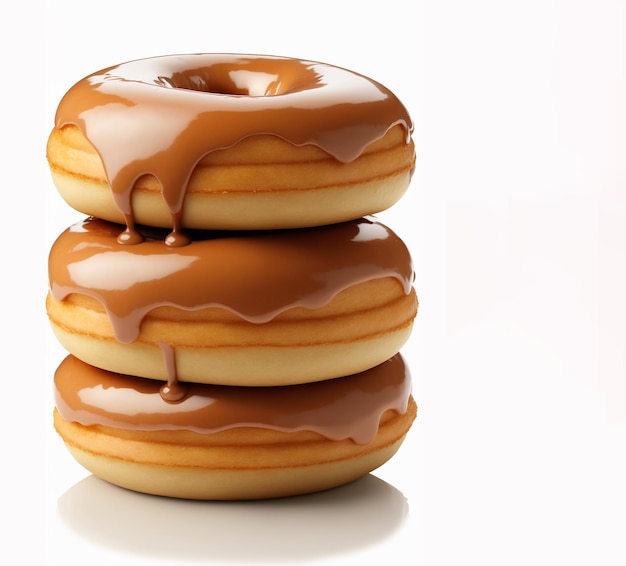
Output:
[
  {"xmin": 54, "ymin": 53, "xmax": 413, "ymax": 242},
  {"xmin": 48, "ymin": 216, "xmax": 414, "ymax": 344},
  {"xmin": 54, "ymin": 354, "xmax": 412, "ymax": 445}
]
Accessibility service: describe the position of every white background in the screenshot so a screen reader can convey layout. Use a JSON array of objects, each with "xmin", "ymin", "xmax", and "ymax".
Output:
[{"xmin": 3, "ymin": 0, "xmax": 625, "ymax": 564}]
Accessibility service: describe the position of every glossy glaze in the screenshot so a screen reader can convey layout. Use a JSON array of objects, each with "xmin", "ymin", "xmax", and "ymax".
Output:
[
  {"xmin": 48, "ymin": 216, "xmax": 414, "ymax": 344},
  {"xmin": 54, "ymin": 354, "xmax": 412, "ymax": 445},
  {"xmin": 54, "ymin": 54, "xmax": 413, "ymax": 241}
]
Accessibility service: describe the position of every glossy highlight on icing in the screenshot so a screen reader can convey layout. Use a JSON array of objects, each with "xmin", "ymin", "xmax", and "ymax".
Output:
[
  {"xmin": 48, "ymin": 216, "xmax": 414, "ymax": 344},
  {"xmin": 54, "ymin": 354, "xmax": 412, "ymax": 444},
  {"xmin": 53, "ymin": 54, "xmax": 414, "ymax": 239}
]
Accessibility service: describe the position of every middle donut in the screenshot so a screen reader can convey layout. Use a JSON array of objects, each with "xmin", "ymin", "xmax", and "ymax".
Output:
[{"xmin": 47, "ymin": 216, "xmax": 417, "ymax": 387}]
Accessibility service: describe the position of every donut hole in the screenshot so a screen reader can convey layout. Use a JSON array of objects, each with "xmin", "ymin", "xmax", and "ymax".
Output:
[
  {"xmin": 156, "ymin": 61, "xmax": 321, "ymax": 97},
  {"xmin": 157, "ymin": 69, "xmax": 252, "ymax": 95}
]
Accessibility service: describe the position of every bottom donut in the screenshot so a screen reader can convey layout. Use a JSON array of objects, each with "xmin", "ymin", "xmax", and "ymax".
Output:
[{"xmin": 53, "ymin": 354, "xmax": 417, "ymax": 500}]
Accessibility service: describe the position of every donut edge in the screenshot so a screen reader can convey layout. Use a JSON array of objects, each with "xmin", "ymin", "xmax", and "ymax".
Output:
[{"xmin": 53, "ymin": 397, "xmax": 417, "ymax": 500}]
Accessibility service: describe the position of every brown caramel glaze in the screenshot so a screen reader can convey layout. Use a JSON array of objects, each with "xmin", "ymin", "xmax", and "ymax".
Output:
[
  {"xmin": 54, "ymin": 353, "xmax": 412, "ymax": 445},
  {"xmin": 48, "ymin": 216, "xmax": 414, "ymax": 344},
  {"xmin": 54, "ymin": 54, "xmax": 413, "ymax": 243}
]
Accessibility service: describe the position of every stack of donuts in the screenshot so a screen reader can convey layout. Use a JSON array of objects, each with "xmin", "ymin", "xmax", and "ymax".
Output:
[{"xmin": 46, "ymin": 54, "xmax": 418, "ymax": 500}]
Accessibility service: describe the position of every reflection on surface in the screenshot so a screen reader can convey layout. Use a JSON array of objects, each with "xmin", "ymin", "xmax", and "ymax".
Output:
[{"xmin": 58, "ymin": 473, "xmax": 408, "ymax": 562}]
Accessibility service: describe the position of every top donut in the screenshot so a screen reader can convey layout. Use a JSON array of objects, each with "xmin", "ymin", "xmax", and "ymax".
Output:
[{"xmin": 47, "ymin": 53, "xmax": 415, "ymax": 243}]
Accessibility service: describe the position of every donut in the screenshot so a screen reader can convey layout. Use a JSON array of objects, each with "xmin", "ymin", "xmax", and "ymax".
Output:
[
  {"xmin": 53, "ymin": 354, "xmax": 417, "ymax": 500},
  {"xmin": 46, "ymin": 53, "xmax": 415, "ymax": 243},
  {"xmin": 47, "ymin": 216, "xmax": 417, "ymax": 388},
  {"xmin": 46, "ymin": 53, "xmax": 419, "ymax": 500}
]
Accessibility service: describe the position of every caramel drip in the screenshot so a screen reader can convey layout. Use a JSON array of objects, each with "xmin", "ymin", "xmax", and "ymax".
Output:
[
  {"xmin": 48, "ymin": 217, "xmax": 414, "ymax": 344},
  {"xmin": 54, "ymin": 354, "xmax": 412, "ymax": 445},
  {"xmin": 158, "ymin": 343, "xmax": 187, "ymax": 402},
  {"xmin": 54, "ymin": 54, "xmax": 413, "ymax": 240}
]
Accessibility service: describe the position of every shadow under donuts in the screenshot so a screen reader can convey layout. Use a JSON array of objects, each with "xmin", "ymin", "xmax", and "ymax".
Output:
[{"xmin": 57, "ymin": 473, "xmax": 408, "ymax": 562}]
